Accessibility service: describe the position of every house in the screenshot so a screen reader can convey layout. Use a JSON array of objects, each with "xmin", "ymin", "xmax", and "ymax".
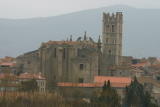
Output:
[
  {"xmin": 0, "ymin": 73, "xmax": 19, "ymax": 91},
  {"xmin": 0, "ymin": 56, "xmax": 17, "ymax": 74},
  {"xmin": 18, "ymin": 72, "xmax": 46, "ymax": 92},
  {"xmin": 0, "ymin": 72, "xmax": 46, "ymax": 92}
]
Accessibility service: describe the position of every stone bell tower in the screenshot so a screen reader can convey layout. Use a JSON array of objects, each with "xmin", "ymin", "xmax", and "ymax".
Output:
[{"xmin": 102, "ymin": 12, "xmax": 123, "ymax": 69}]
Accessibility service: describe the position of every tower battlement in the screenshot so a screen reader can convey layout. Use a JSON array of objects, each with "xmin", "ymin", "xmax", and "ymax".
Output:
[{"xmin": 103, "ymin": 12, "xmax": 123, "ymax": 24}]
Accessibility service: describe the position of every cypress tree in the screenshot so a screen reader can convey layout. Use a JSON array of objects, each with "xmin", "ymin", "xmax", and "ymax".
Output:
[{"xmin": 98, "ymin": 80, "xmax": 120, "ymax": 107}]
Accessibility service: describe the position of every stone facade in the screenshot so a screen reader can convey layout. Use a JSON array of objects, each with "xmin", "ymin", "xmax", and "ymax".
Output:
[
  {"xmin": 39, "ymin": 35, "xmax": 99, "ymax": 84},
  {"xmin": 16, "ymin": 50, "xmax": 40, "ymax": 74}
]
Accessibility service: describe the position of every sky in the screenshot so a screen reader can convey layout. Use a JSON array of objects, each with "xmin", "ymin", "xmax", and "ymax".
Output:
[{"xmin": 0, "ymin": 0, "xmax": 160, "ymax": 19}]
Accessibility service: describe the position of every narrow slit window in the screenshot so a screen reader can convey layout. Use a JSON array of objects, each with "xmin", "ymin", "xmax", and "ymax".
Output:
[
  {"xmin": 80, "ymin": 64, "xmax": 84, "ymax": 70},
  {"xmin": 112, "ymin": 25, "xmax": 115, "ymax": 32}
]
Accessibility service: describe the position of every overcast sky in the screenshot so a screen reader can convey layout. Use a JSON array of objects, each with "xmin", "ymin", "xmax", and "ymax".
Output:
[{"xmin": 0, "ymin": 0, "xmax": 160, "ymax": 19}]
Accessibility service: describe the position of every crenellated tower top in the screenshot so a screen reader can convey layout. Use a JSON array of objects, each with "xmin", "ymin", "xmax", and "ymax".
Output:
[{"xmin": 103, "ymin": 12, "xmax": 123, "ymax": 24}]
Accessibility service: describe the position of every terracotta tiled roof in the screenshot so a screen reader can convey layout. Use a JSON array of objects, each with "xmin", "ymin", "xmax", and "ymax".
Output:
[
  {"xmin": 57, "ymin": 82, "xmax": 130, "ymax": 88},
  {"xmin": 0, "ymin": 56, "xmax": 15, "ymax": 63},
  {"xmin": 94, "ymin": 76, "xmax": 132, "ymax": 84},
  {"xmin": 0, "ymin": 73, "xmax": 17, "ymax": 80},
  {"xmin": 57, "ymin": 83, "xmax": 100, "ymax": 88},
  {"xmin": 44, "ymin": 41, "xmax": 80, "ymax": 45},
  {"xmin": 150, "ymin": 64, "xmax": 160, "ymax": 69},
  {"xmin": 18, "ymin": 72, "xmax": 45, "ymax": 80},
  {"xmin": 132, "ymin": 62, "xmax": 149, "ymax": 68},
  {"xmin": 57, "ymin": 76, "xmax": 132, "ymax": 88},
  {"xmin": 0, "ymin": 62, "xmax": 16, "ymax": 67},
  {"xmin": 107, "ymin": 65, "xmax": 133, "ymax": 70}
]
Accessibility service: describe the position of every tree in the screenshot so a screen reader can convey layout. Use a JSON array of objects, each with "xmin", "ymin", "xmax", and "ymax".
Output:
[
  {"xmin": 20, "ymin": 79, "xmax": 38, "ymax": 92},
  {"xmin": 124, "ymin": 77, "xmax": 158, "ymax": 107},
  {"xmin": 92, "ymin": 81, "xmax": 121, "ymax": 107}
]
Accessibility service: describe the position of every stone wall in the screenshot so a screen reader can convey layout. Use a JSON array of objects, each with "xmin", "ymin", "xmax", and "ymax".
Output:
[{"xmin": 16, "ymin": 50, "xmax": 40, "ymax": 74}]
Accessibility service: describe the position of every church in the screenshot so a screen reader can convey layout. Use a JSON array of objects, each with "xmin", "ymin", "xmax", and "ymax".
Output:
[{"xmin": 16, "ymin": 12, "xmax": 123, "ymax": 86}]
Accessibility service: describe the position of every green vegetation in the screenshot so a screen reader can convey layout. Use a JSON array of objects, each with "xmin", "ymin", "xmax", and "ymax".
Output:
[
  {"xmin": 0, "ymin": 77, "xmax": 159, "ymax": 107},
  {"xmin": 99, "ymin": 81, "xmax": 120, "ymax": 107},
  {"xmin": 19, "ymin": 79, "xmax": 38, "ymax": 92},
  {"xmin": 0, "ymin": 92, "xmax": 66, "ymax": 107},
  {"xmin": 91, "ymin": 80, "xmax": 121, "ymax": 107},
  {"xmin": 124, "ymin": 77, "xmax": 159, "ymax": 107}
]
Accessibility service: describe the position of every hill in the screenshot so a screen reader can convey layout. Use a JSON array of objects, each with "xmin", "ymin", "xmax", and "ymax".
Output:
[{"xmin": 0, "ymin": 5, "xmax": 160, "ymax": 58}]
